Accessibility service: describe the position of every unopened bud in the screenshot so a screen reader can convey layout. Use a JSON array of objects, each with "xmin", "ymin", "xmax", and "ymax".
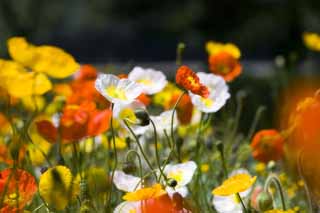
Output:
[
  {"xmin": 134, "ymin": 109, "xmax": 150, "ymax": 126},
  {"xmin": 123, "ymin": 161, "xmax": 137, "ymax": 174},
  {"xmin": 257, "ymin": 191, "xmax": 273, "ymax": 211},
  {"xmin": 167, "ymin": 178, "xmax": 178, "ymax": 188}
]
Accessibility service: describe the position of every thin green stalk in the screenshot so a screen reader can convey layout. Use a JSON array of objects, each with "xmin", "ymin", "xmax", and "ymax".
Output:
[
  {"xmin": 149, "ymin": 119, "xmax": 167, "ymax": 182},
  {"xmin": 170, "ymin": 91, "xmax": 186, "ymax": 161},
  {"xmin": 176, "ymin": 42, "xmax": 186, "ymax": 66},
  {"xmin": 247, "ymin": 106, "xmax": 266, "ymax": 140},
  {"xmin": 264, "ymin": 174, "xmax": 287, "ymax": 210},
  {"xmin": 126, "ymin": 150, "xmax": 143, "ymax": 181},
  {"xmin": 236, "ymin": 193, "xmax": 248, "ymax": 213},
  {"xmin": 123, "ymin": 119, "xmax": 157, "ymax": 180},
  {"xmin": 106, "ymin": 103, "xmax": 118, "ymax": 209}
]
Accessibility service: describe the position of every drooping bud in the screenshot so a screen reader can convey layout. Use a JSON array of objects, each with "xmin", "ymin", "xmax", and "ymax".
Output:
[
  {"xmin": 257, "ymin": 191, "xmax": 273, "ymax": 211},
  {"xmin": 167, "ymin": 178, "xmax": 178, "ymax": 188},
  {"xmin": 134, "ymin": 109, "xmax": 150, "ymax": 126}
]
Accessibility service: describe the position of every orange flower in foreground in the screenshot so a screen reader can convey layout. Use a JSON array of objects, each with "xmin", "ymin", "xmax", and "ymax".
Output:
[
  {"xmin": 208, "ymin": 51, "xmax": 242, "ymax": 82},
  {"xmin": 138, "ymin": 193, "xmax": 192, "ymax": 213},
  {"xmin": 0, "ymin": 168, "xmax": 37, "ymax": 212},
  {"xmin": 175, "ymin": 65, "xmax": 209, "ymax": 98},
  {"xmin": 251, "ymin": 129, "xmax": 284, "ymax": 163},
  {"xmin": 36, "ymin": 102, "xmax": 111, "ymax": 143}
]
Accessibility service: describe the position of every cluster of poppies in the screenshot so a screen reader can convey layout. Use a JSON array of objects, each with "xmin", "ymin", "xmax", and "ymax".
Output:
[{"xmin": 0, "ymin": 34, "xmax": 319, "ymax": 212}]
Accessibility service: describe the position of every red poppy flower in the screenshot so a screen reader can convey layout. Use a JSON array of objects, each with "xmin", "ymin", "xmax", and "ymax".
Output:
[
  {"xmin": 208, "ymin": 51, "xmax": 242, "ymax": 82},
  {"xmin": 175, "ymin": 65, "xmax": 209, "ymax": 98},
  {"xmin": 36, "ymin": 102, "xmax": 111, "ymax": 143},
  {"xmin": 251, "ymin": 129, "xmax": 284, "ymax": 163},
  {"xmin": 0, "ymin": 168, "xmax": 37, "ymax": 212},
  {"xmin": 136, "ymin": 193, "xmax": 192, "ymax": 213}
]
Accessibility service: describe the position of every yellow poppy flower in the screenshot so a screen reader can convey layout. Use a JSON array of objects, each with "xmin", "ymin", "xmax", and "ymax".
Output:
[
  {"xmin": 0, "ymin": 59, "xmax": 52, "ymax": 97},
  {"xmin": 212, "ymin": 173, "xmax": 256, "ymax": 196},
  {"xmin": 303, "ymin": 32, "xmax": 320, "ymax": 51},
  {"xmin": 27, "ymin": 116, "xmax": 52, "ymax": 166},
  {"xmin": 39, "ymin": 166, "xmax": 80, "ymax": 210},
  {"xmin": 123, "ymin": 184, "xmax": 166, "ymax": 201},
  {"xmin": 8, "ymin": 37, "xmax": 79, "ymax": 78},
  {"xmin": 206, "ymin": 41, "xmax": 241, "ymax": 59}
]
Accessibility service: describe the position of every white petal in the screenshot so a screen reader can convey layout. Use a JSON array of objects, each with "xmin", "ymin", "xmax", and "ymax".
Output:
[
  {"xmin": 113, "ymin": 170, "xmax": 141, "ymax": 192},
  {"xmin": 128, "ymin": 66, "xmax": 168, "ymax": 94},
  {"xmin": 164, "ymin": 161, "xmax": 197, "ymax": 186},
  {"xmin": 212, "ymin": 195, "xmax": 243, "ymax": 213},
  {"xmin": 189, "ymin": 72, "xmax": 230, "ymax": 113},
  {"xmin": 114, "ymin": 201, "xmax": 141, "ymax": 213},
  {"xmin": 95, "ymin": 74, "xmax": 142, "ymax": 105}
]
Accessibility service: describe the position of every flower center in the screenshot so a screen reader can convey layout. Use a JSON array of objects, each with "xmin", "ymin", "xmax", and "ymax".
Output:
[
  {"xmin": 167, "ymin": 170, "xmax": 183, "ymax": 183},
  {"xmin": 138, "ymin": 79, "xmax": 153, "ymax": 86},
  {"xmin": 201, "ymin": 97, "xmax": 214, "ymax": 107},
  {"xmin": 106, "ymin": 85, "xmax": 127, "ymax": 100}
]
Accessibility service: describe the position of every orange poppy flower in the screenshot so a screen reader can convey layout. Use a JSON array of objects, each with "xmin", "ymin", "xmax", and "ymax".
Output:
[
  {"xmin": 169, "ymin": 93, "xmax": 193, "ymax": 125},
  {"xmin": 175, "ymin": 65, "xmax": 209, "ymax": 98},
  {"xmin": 36, "ymin": 102, "xmax": 111, "ymax": 143},
  {"xmin": 251, "ymin": 129, "xmax": 284, "ymax": 163},
  {"xmin": 0, "ymin": 168, "xmax": 37, "ymax": 212},
  {"xmin": 208, "ymin": 51, "xmax": 242, "ymax": 82},
  {"xmin": 75, "ymin": 64, "xmax": 98, "ymax": 81}
]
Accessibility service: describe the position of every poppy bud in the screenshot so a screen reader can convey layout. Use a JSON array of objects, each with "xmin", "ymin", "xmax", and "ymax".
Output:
[
  {"xmin": 267, "ymin": 161, "xmax": 276, "ymax": 171},
  {"xmin": 123, "ymin": 161, "xmax": 137, "ymax": 173},
  {"xmin": 167, "ymin": 178, "xmax": 178, "ymax": 188},
  {"xmin": 134, "ymin": 109, "xmax": 150, "ymax": 126},
  {"xmin": 257, "ymin": 191, "xmax": 273, "ymax": 211}
]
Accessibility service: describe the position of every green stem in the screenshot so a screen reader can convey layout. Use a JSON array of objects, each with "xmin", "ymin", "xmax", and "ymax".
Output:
[
  {"xmin": 126, "ymin": 150, "xmax": 143, "ymax": 182},
  {"xmin": 123, "ymin": 119, "xmax": 157, "ymax": 180},
  {"xmin": 149, "ymin": 119, "xmax": 167, "ymax": 182},
  {"xmin": 264, "ymin": 174, "xmax": 287, "ymax": 210},
  {"xmin": 170, "ymin": 91, "xmax": 186, "ymax": 162},
  {"xmin": 236, "ymin": 193, "xmax": 248, "ymax": 213},
  {"xmin": 176, "ymin": 42, "xmax": 186, "ymax": 66},
  {"xmin": 106, "ymin": 103, "xmax": 118, "ymax": 208}
]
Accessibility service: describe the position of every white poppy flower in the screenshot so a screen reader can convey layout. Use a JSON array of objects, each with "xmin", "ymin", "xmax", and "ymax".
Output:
[
  {"xmin": 95, "ymin": 74, "xmax": 142, "ymax": 105},
  {"xmin": 163, "ymin": 161, "xmax": 197, "ymax": 197},
  {"xmin": 128, "ymin": 66, "xmax": 167, "ymax": 95},
  {"xmin": 212, "ymin": 169, "xmax": 252, "ymax": 213},
  {"xmin": 189, "ymin": 72, "xmax": 230, "ymax": 113},
  {"xmin": 113, "ymin": 170, "xmax": 141, "ymax": 192},
  {"xmin": 113, "ymin": 101, "xmax": 149, "ymax": 135},
  {"xmin": 114, "ymin": 201, "xmax": 141, "ymax": 213},
  {"xmin": 149, "ymin": 110, "xmax": 178, "ymax": 136}
]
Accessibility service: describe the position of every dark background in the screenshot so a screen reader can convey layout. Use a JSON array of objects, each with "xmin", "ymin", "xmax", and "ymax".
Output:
[{"xmin": 0, "ymin": 0, "xmax": 320, "ymax": 63}]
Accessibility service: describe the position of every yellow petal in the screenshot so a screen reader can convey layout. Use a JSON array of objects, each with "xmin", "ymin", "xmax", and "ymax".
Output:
[
  {"xmin": 6, "ymin": 72, "xmax": 52, "ymax": 97},
  {"xmin": 212, "ymin": 174, "xmax": 256, "ymax": 196},
  {"xmin": 206, "ymin": 41, "xmax": 241, "ymax": 59},
  {"xmin": 7, "ymin": 37, "xmax": 79, "ymax": 79}
]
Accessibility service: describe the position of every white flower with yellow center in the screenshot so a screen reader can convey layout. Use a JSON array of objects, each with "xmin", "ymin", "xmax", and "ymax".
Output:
[
  {"xmin": 212, "ymin": 169, "xmax": 252, "ymax": 213},
  {"xmin": 189, "ymin": 72, "xmax": 230, "ymax": 113},
  {"xmin": 128, "ymin": 66, "xmax": 167, "ymax": 95},
  {"xmin": 163, "ymin": 161, "xmax": 197, "ymax": 197},
  {"xmin": 95, "ymin": 74, "xmax": 142, "ymax": 105}
]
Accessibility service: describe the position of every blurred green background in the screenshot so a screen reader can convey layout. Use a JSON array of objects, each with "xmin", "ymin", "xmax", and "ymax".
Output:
[{"xmin": 1, "ymin": 0, "xmax": 320, "ymax": 62}]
